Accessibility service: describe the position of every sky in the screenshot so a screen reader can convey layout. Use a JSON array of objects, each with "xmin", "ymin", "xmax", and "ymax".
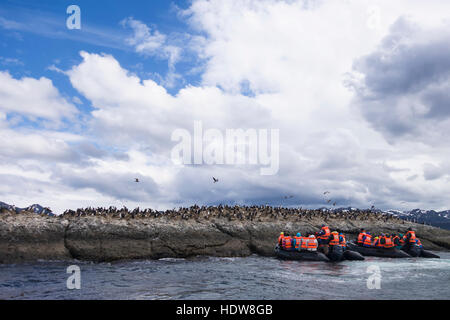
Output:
[{"xmin": 1, "ymin": 0, "xmax": 450, "ymax": 213}]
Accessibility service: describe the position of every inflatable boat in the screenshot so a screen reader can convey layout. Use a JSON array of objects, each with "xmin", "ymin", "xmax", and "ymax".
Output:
[
  {"xmin": 275, "ymin": 246, "xmax": 330, "ymax": 262},
  {"xmin": 401, "ymin": 244, "xmax": 440, "ymax": 258},
  {"xmin": 347, "ymin": 241, "xmax": 411, "ymax": 258},
  {"xmin": 275, "ymin": 245, "xmax": 364, "ymax": 262}
]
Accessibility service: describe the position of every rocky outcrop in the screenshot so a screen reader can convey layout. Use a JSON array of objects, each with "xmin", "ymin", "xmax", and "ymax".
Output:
[
  {"xmin": 1, "ymin": 211, "xmax": 449, "ymax": 263},
  {"xmin": 0, "ymin": 212, "xmax": 71, "ymax": 263}
]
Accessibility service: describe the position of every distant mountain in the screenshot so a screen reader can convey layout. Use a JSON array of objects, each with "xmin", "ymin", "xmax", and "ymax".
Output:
[
  {"xmin": 1, "ymin": 201, "xmax": 449, "ymax": 229},
  {"xmin": 388, "ymin": 209, "xmax": 450, "ymax": 230},
  {"xmin": 315, "ymin": 206, "xmax": 450, "ymax": 230},
  {"xmin": 0, "ymin": 202, "xmax": 54, "ymax": 216}
]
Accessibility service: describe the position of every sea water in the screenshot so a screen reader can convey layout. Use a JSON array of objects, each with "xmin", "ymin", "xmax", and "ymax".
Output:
[{"xmin": 1, "ymin": 253, "xmax": 449, "ymax": 299}]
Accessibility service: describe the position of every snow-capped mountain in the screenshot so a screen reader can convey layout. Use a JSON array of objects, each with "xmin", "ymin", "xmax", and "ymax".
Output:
[
  {"xmin": 316, "ymin": 206, "xmax": 450, "ymax": 230},
  {"xmin": 0, "ymin": 202, "xmax": 54, "ymax": 216},
  {"xmin": 388, "ymin": 209, "xmax": 450, "ymax": 230}
]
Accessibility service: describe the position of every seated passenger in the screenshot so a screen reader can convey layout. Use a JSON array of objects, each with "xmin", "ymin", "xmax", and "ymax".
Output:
[
  {"xmin": 383, "ymin": 235, "xmax": 394, "ymax": 249},
  {"xmin": 404, "ymin": 228, "xmax": 417, "ymax": 247},
  {"xmin": 362, "ymin": 233, "xmax": 373, "ymax": 247},
  {"xmin": 306, "ymin": 235, "xmax": 318, "ymax": 252},
  {"xmin": 372, "ymin": 236, "xmax": 382, "ymax": 248},
  {"xmin": 328, "ymin": 231, "xmax": 340, "ymax": 247},
  {"xmin": 357, "ymin": 229, "xmax": 367, "ymax": 245},
  {"xmin": 278, "ymin": 232, "xmax": 284, "ymax": 246},
  {"xmin": 292, "ymin": 232, "xmax": 302, "ymax": 251},
  {"xmin": 282, "ymin": 234, "xmax": 293, "ymax": 251},
  {"xmin": 416, "ymin": 238, "xmax": 423, "ymax": 248},
  {"xmin": 392, "ymin": 234, "xmax": 401, "ymax": 247},
  {"xmin": 339, "ymin": 233, "xmax": 347, "ymax": 249}
]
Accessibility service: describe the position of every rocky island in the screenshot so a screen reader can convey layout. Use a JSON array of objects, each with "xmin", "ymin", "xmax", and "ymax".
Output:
[{"xmin": 1, "ymin": 205, "xmax": 450, "ymax": 264}]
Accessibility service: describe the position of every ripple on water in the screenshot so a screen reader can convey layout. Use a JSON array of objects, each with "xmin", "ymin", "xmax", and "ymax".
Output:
[{"xmin": 1, "ymin": 253, "xmax": 450, "ymax": 299}]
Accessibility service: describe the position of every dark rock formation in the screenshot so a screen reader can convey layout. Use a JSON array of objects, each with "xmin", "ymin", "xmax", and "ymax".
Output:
[
  {"xmin": 1, "ymin": 208, "xmax": 449, "ymax": 264},
  {"xmin": 0, "ymin": 212, "xmax": 70, "ymax": 263}
]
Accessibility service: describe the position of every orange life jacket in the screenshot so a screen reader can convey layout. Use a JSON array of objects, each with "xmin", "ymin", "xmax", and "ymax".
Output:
[
  {"xmin": 283, "ymin": 236, "xmax": 292, "ymax": 249},
  {"xmin": 406, "ymin": 231, "xmax": 416, "ymax": 243},
  {"xmin": 363, "ymin": 234, "xmax": 372, "ymax": 247},
  {"xmin": 374, "ymin": 238, "xmax": 383, "ymax": 247},
  {"xmin": 357, "ymin": 232, "xmax": 366, "ymax": 244},
  {"xmin": 318, "ymin": 226, "xmax": 331, "ymax": 239},
  {"xmin": 329, "ymin": 232, "xmax": 340, "ymax": 246},
  {"xmin": 384, "ymin": 236, "xmax": 394, "ymax": 248},
  {"xmin": 306, "ymin": 237, "xmax": 318, "ymax": 249},
  {"xmin": 278, "ymin": 235, "xmax": 284, "ymax": 245},
  {"xmin": 293, "ymin": 236, "xmax": 302, "ymax": 249},
  {"xmin": 400, "ymin": 237, "xmax": 405, "ymax": 245},
  {"xmin": 339, "ymin": 234, "xmax": 346, "ymax": 246},
  {"xmin": 393, "ymin": 235, "xmax": 400, "ymax": 245},
  {"xmin": 300, "ymin": 237, "xmax": 309, "ymax": 249}
]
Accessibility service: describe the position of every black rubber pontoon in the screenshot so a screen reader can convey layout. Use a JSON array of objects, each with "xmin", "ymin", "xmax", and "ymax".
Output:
[
  {"xmin": 420, "ymin": 249, "xmax": 440, "ymax": 259},
  {"xmin": 275, "ymin": 246, "xmax": 330, "ymax": 262},
  {"xmin": 326, "ymin": 245, "xmax": 344, "ymax": 262},
  {"xmin": 402, "ymin": 244, "xmax": 440, "ymax": 258},
  {"xmin": 323, "ymin": 246, "xmax": 365, "ymax": 261},
  {"xmin": 343, "ymin": 249, "xmax": 365, "ymax": 261},
  {"xmin": 401, "ymin": 244, "xmax": 421, "ymax": 257},
  {"xmin": 347, "ymin": 241, "xmax": 411, "ymax": 258}
]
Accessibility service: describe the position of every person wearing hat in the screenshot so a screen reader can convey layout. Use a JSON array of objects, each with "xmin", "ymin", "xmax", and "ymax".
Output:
[
  {"xmin": 292, "ymin": 232, "xmax": 302, "ymax": 250},
  {"xmin": 306, "ymin": 234, "xmax": 318, "ymax": 251},
  {"xmin": 372, "ymin": 236, "xmax": 379, "ymax": 247},
  {"xmin": 278, "ymin": 232, "xmax": 285, "ymax": 246}
]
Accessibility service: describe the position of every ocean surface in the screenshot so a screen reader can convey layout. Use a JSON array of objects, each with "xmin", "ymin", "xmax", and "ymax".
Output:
[{"xmin": 1, "ymin": 253, "xmax": 449, "ymax": 300}]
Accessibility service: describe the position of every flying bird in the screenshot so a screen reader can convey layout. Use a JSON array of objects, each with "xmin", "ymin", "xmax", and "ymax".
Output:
[
  {"xmin": 135, "ymin": 178, "xmax": 139, "ymax": 183},
  {"xmin": 323, "ymin": 191, "xmax": 330, "ymax": 195},
  {"xmin": 213, "ymin": 177, "xmax": 219, "ymax": 183}
]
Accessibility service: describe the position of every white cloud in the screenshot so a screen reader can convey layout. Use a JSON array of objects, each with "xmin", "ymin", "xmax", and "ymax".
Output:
[
  {"xmin": 72, "ymin": 96, "xmax": 83, "ymax": 105},
  {"xmin": 0, "ymin": 71, "xmax": 78, "ymax": 123},
  {"xmin": 67, "ymin": 51, "xmax": 271, "ymax": 151},
  {"xmin": 122, "ymin": 17, "xmax": 167, "ymax": 55},
  {"xmin": 3, "ymin": 0, "xmax": 450, "ymax": 212},
  {"xmin": 121, "ymin": 17, "xmax": 183, "ymax": 87}
]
